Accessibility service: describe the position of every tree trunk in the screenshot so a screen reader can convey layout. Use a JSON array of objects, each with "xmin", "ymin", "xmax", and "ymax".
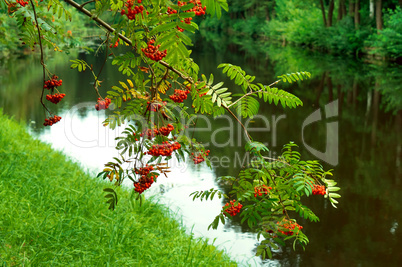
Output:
[
  {"xmin": 342, "ymin": 1, "xmax": 347, "ymax": 18},
  {"xmin": 328, "ymin": 0, "xmax": 335, "ymax": 26},
  {"xmin": 315, "ymin": 73, "xmax": 326, "ymax": 107},
  {"xmin": 370, "ymin": 0, "xmax": 375, "ymax": 18},
  {"xmin": 371, "ymin": 89, "xmax": 380, "ymax": 146},
  {"xmin": 376, "ymin": 0, "xmax": 383, "ymax": 33},
  {"xmin": 337, "ymin": 84, "xmax": 344, "ymax": 117},
  {"xmin": 349, "ymin": 0, "xmax": 355, "ymax": 17},
  {"xmin": 352, "ymin": 78, "xmax": 358, "ymax": 109},
  {"xmin": 354, "ymin": 0, "xmax": 360, "ymax": 29},
  {"xmin": 320, "ymin": 0, "xmax": 328, "ymax": 26},
  {"xmin": 395, "ymin": 110, "xmax": 402, "ymax": 185},
  {"xmin": 327, "ymin": 75, "xmax": 333, "ymax": 102},
  {"xmin": 266, "ymin": 8, "xmax": 270, "ymax": 21},
  {"xmin": 337, "ymin": 0, "xmax": 345, "ymax": 21}
]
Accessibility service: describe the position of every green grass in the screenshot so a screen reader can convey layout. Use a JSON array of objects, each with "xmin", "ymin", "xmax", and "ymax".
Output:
[{"xmin": 0, "ymin": 111, "xmax": 236, "ymax": 266}]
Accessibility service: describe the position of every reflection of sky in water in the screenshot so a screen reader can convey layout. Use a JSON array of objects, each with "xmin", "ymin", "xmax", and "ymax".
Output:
[{"xmin": 29, "ymin": 103, "xmax": 278, "ymax": 266}]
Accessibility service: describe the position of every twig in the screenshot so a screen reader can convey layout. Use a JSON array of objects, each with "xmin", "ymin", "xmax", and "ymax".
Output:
[
  {"xmin": 93, "ymin": 33, "xmax": 110, "ymax": 98},
  {"xmin": 223, "ymin": 106, "xmax": 251, "ymax": 142},
  {"xmin": 80, "ymin": 0, "xmax": 95, "ymax": 8},
  {"xmin": 228, "ymin": 80, "xmax": 281, "ymax": 109},
  {"xmin": 263, "ymin": 164, "xmax": 291, "ymax": 221},
  {"xmin": 30, "ymin": 0, "xmax": 51, "ymax": 115}
]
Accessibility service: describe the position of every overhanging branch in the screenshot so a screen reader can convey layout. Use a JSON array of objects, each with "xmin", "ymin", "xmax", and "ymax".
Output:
[
  {"xmin": 63, "ymin": 0, "xmax": 193, "ymax": 84},
  {"xmin": 63, "ymin": 0, "xmax": 251, "ymax": 141}
]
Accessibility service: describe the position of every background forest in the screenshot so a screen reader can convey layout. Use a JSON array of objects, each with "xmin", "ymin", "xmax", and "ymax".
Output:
[
  {"xmin": 2, "ymin": 0, "xmax": 402, "ymax": 60},
  {"xmin": 200, "ymin": 0, "xmax": 402, "ymax": 60}
]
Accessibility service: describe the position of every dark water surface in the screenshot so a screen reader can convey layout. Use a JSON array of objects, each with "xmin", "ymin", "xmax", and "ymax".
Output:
[{"xmin": 1, "ymin": 43, "xmax": 401, "ymax": 266}]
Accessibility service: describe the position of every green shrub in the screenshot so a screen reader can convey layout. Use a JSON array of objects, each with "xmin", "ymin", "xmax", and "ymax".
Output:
[{"xmin": 365, "ymin": 7, "xmax": 402, "ymax": 58}]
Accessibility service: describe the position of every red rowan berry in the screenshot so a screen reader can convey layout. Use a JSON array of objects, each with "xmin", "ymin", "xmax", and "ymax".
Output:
[
  {"xmin": 191, "ymin": 149, "xmax": 209, "ymax": 164},
  {"xmin": 277, "ymin": 219, "xmax": 303, "ymax": 236},
  {"xmin": 46, "ymin": 93, "xmax": 66, "ymax": 104},
  {"xmin": 142, "ymin": 40, "xmax": 167, "ymax": 61},
  {"xmin": 43, "ymin": 115, "xmax": 61, "ymax": 126},
  {"xmin": 312, "ymin": 184, "xmax": 326, "ymax": 195},
  {"xmin": 253, "ymin": 185, "xmax": 272, "ymax": 197},
  {"xmin": 16, "ymin": 0, "xmax": 28, "ymax": 7},
  {"xmin": 95, "ymin": 97, "xmax": 111, "ymax": 111},
  {"xmin": 44, "ymin": 74, "xmax": 62, "ymax": 90},
  {"xmin": 169, "ymin": 89, "xmax": 190, "ymax": 103},
  {"xmin": 223, "ymin": 200, "xmax": 243, "ymax": 216},
  {"xmin": 133, "ymin": 164, "xmax": 159, "ymax": 194},
  {"xmin": 145, "ymin": 141, "xmax": 181, "ymax": 157},
  {"xmin": 120, "ymin": 0, "xmax": 144, "ymax": 20}
]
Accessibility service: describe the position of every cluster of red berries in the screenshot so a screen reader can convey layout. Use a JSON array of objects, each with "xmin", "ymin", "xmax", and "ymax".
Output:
[
  {"xmin": 277, "ymin": 219, "xmax": 303, "ymax": 236},
  {"xmin": 95, "ymin": 98, "xmax": 111, "ymax": 111},
  {"xmin": 174, "ymin": 0, "xmax": 206, "ymax": 31},
  {"xmin": 147, "ymin": 101, "xmax": 166, "ymax": 111},
  {"xmin": 195, "ymin": 82, "xmax": 207, "ymax": 97},
  {"xmin": 254, "ymin": 185, "xmax": 272, "ymax": 197},
  {"xmin": 167, "ymin": 7, "xmax": 177, "ymax": 15},
  {"xmin": 191, "ymin": 149, "xmax": 210, "ymax": 164},
  {"xmin": 223, "ymin": 200, "xmax": 243, "ymax": 217},
  {"xmin": 169, "ymin": 89, "xmax": 190, "ymax": 103},
  {"xmin": 120, "ymin": 0, "xmax": 144, "ymax": 20},
  {"xmin": 158, "ymin": 124, "xmax": 174, "ymax": 136},
  {"xmin": 140, "ymin": 128, "xmax": 161, "ymax": 139},
  {"xmin": 16, "ymin": 0, "xmax": 28, "ymax": 7},
  {"xmin": 145, "ymin": 141, "xmax": 181, "ymax": 157},
  {"xmin": 140, "ymin": 124, "xmax": 174, "ymax": 139},
  {"xmin": 134, "ymin": 177, "xmax": 154, "ymax": 194},
  {"xmin": 44, "ymin": 75, "xmax": 62, "ymax": 90},
  {"xmin": 43, "ymin": 115, "xmax": 61, "ymax": 126},
  {"xmin": 46, "ymin": 93, "xmax": 65, "ymax": 104},
  {"xmin": 312, "ymin": 184, "xmax": 326, "ymax": 195},
  {"xmin": 178, "ymin": 0, "xmax": 206, "ymax": 16},
  {"xmin": 109, "ymin": 39, "xmax": 119, "ymax": 48},
  {"xmin": 133, "ymin": 165, "xmax": 159, "ymax": 194},
  {"xmin": 177, "ymin": 17, "xmax": 192, "ymax": 32},
  {"xmin": 142, "ymin": 40, "xmax": 167, "ymax": 61}
]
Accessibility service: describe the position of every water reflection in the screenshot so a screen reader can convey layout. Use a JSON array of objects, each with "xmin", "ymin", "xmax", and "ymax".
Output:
[{"xmin": 1, "ymin": 42, "xmax": 401, "ymax": 266}]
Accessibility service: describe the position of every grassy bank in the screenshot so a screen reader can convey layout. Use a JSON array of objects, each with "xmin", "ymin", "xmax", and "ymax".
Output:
[{"xmin": 0, "ymin": 111, "xmax": 236, "ymax": 266}]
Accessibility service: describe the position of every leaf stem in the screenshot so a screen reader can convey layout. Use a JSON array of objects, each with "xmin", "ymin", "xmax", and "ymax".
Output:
[
  {"xmin": 223, "ymin": 106, "xmax": 251, "ymax": 142},
  {"xmin": 228, "ymin": 80, "xmax": 281, "ymax": 109}
]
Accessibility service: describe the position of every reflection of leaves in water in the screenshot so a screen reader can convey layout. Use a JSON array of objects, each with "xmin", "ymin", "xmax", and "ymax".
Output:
[{"xmin": 200, "ymin": 33, "xmax": 402, "ymax": 113}]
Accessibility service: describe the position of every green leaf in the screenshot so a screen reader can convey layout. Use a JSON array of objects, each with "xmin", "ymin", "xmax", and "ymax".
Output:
[{"xmin": 149, "ymin": 22, "xmax": 177, "ymax": 36}]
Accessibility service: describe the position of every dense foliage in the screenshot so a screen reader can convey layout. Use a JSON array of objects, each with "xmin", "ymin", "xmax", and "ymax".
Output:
[
  {"xmin": 0, "ymin": 0, "xmax": 95, "ymax": 56},
  {"xmin": 2, "ymin": 0, "xmax": 340, "ymax": 259},
  {"xmin": 200, "ymin": 0, "xmax": 402, "ymax": 59}
]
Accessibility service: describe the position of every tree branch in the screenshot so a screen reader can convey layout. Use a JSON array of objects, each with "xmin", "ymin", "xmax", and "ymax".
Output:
[
  {"xmin": 30, "ymin": 0, "xmax": 51, "ymax": 115},
  {"xmin": 228, "ymin": 80, "xmax": 281, "ymax": 109},
  {"xmin": 223, "ymin": 106, "xmax": 251, "ymax": 142},
  {"xmin": 63, "ymin": 0, "xmax": 194, "ymax": 84},
  {"xmin": 64, "ymin": 0, "xmax": 251, "ymax": 142}
]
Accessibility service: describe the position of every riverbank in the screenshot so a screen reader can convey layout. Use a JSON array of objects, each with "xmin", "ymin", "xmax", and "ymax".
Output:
[
  {"xmin": 199, "ymin": 5, "xmax": 402, "ymax": 62},
  {"xmin": 0, "ymin": 110, "xmax": 236, "ymax": 266}
]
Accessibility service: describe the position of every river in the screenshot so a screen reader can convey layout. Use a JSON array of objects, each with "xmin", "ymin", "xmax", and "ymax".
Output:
[{"xmin": 0, "ymin": 41, "xmax": 401, "ymax": 266}]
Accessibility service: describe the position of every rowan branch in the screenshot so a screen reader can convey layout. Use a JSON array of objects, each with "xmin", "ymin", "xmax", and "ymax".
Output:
[
  {"xmin": 64, "ymin": 0, "xmax": 249, "ymax": 141},
  {"xmin": 228, "ymin": 80, "xmax": 281, "ymax": 109},
  {"xmin": 30, "ymin": 0, "xmax": 51, "ymax": 115}
]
